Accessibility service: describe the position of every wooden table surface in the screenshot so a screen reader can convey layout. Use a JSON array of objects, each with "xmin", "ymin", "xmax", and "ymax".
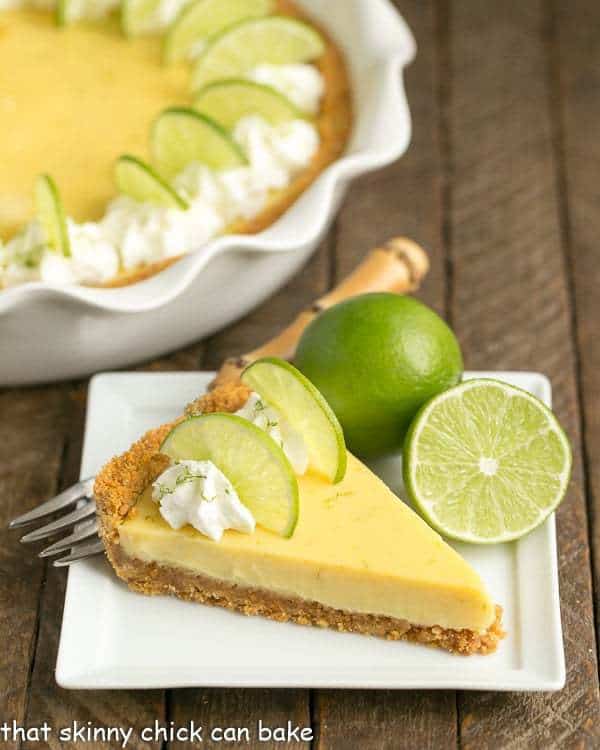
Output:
[{"xmin": 2, "ymin": 1, "xmax": 600, "ymax": 747}]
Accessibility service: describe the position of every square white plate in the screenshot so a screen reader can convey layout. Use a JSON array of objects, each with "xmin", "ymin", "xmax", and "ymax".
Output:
[{"xmin": 56, "ymin": 371, "xmax": 565, "ymax": 691}]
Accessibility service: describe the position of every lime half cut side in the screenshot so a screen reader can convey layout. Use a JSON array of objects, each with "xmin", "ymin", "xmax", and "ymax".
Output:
[
  {"xmin": 194, "ymin": 80, "xmax": 302, "ymax": 129},
  {"xmin": 403, "ymin": 379, "xmax": 572, "ymax": 544},
  {"xmin": 34, "ymin": 174, "xmax": 70, "ymax": 257},
  {"xmin": 115, "ymin": 155, "xmax": 189, "ymax": 209},
  {"xmin": 191, "ymin": 16, "xmax": 325, "ymax": 91},
  {"xmin": 242, "ymin": 358, "xmax": 347, "ymax": 484},
  {"xmin": 151, "ymin": 107, "xmax": 247, "ymax": 180},
  {"xmin": 164, "ymin": 0, "xmax": 275, "ymax": 64},
  {"xmin": 161, "ymin": 413, "xmax": 299, "ymax": 537}
]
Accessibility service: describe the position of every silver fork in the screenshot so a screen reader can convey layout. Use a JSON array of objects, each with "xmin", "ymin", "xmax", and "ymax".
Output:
[{"xmin": 8, "ymin": 477, "xmax": 105, "ymax": 567}]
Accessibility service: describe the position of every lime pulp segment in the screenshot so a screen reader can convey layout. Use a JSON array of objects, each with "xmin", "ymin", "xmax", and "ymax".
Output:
[
  {"xmin": 164, "ymin": 0, "xmax": 275, "ymax": 64},
  {"xmin": 194, "ymin": 80, "xmax": 302, "ymax": 129},
  {"xmin": 191, "ymin": 16, "xmax": 326, "ymax": 91},
  {"xmin": 161, "ymin": 413, "xmax": 299, "ymax": 537},
  {"xmin": 121, "ymin": 0, "xmax": 162, "ymax": 36},
  {"xmin": 34, "ymin": 174, "xmax": 71, "ymax": 257},
  {"xmin": 115, "ymin": 155, "xmax": 189, "ymax": 209},
  {"xmin": 242, "ymin": 358, "xmax": 347, "ymax": 484},
  {"xmin": 403, "ymin": 379, "xmax": 572, "ymax": 544}
]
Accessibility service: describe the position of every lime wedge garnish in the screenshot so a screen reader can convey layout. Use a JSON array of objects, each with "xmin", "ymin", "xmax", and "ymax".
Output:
[
  {"xmin": 194, "ymin": 79, "xmax": 302, "ymax": 129},
  {"xmin": 164, "ymin": 0, "xmax": 275, "ymax": 64},
  {"xmin": 191, "ymin": 16, "xmax": 325, "ymax": 91},
  {"xmin": 115, "ymin": 155, "xmax": 189, "ymax": 209},
  {"xmin": 34, "ymin": 175, "xmax": 71, "ymax": 257},
  {"xmin": 151, "ymin": 107, "xmax": 247, "ymax": 180},
  {"xmin": 242, "ymin": 358, "xmax": 347, "ymax": 484},
  {"xmin": 403, "ymin": 379, "xmax": 572, "ymax": 544},
  {"xmin": 161, "ymin": 413, "xmax": 299, "ymax": 537}
]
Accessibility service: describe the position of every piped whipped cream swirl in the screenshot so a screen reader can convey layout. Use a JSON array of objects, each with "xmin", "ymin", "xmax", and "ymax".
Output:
[{"xmin": 152, "ymin": 460, "xmax": 255, "ymax": 542}]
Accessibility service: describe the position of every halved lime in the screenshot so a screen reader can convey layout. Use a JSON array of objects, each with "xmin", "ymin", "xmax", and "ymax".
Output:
[
  {"xmin": 34, "ymin": 175, "xmax": 70, "ymax": 257},
  {"xmin": 164, "ymin": 0, "xmax": 275, "ymax": 64},
  {"xmin": 194, "ymin": 80, "xmax": 302, "ymax": 129},
  {"xmin": 191, "ymin": 16, "xmax": 325, "ymax": 91},
  {"xmin": 115, "ymin": 155, "xmax": 189, "ymax": 209},
  {"xmin": 151, "ymin": 107, "xmax": 247, "ymax": 180},
  {"xmin": 242, "ymin": 358, "xmax": 347, "ymax": 484},
  {"xmin": 403, "ymin": 379, "xmax": 572, "ymax": 544},
  {"xmin": 161, "ymin": 413, "xmax": 299, "ymax": 537}
]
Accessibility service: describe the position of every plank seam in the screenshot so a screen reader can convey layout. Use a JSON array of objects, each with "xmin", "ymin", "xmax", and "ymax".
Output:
[{"xmin": 545, "ymin": 0, "xmax": 600, "ymax": 675}]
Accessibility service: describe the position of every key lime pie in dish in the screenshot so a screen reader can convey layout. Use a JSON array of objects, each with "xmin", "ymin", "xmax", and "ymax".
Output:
[
  {"xmin": 95, "ymin": 359, "xmax": 504, "ymax": 655},
  {"xmin": 0, "ymin": 0, "xmax": 352, "ymax": 289}
]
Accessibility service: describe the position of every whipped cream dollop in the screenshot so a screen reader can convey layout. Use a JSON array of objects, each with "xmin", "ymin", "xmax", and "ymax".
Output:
[
  {"xmin": 236, "ymin": 392, "xmax": 309, "ymax": 475},
  {"xmin": 152, "ymin": 460, "xmax": 255, "ymax": 542}
]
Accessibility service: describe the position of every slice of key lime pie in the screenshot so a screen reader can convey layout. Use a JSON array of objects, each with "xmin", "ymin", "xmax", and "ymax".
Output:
[
  {"xmin": 0, "ymin": 0, "xmax": 351, "ymax": 288},
  {"xmin": 95, "ymin": 359, "xmax": 504, "ymax": 654}
]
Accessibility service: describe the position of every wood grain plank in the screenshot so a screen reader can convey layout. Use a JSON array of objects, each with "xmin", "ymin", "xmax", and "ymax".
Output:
[
  {"xmin": 22, "ymin": 384, "xmax": 164, "ymax": 750},
  {"xmin": 313, "ymin": 1, "xmax": 458, "ymax": 748},
  {"xmin": 552, "ymin": 0, "xmax": 600, "ymax": 659},
  {"xmin": 442, "ymin": 0, "xmax": 600, "ymax": 746},
  {"xmin": 169, "ymin": 690, "xmax": 311, "ymax": 749},
  {"xmin": 166, "ymin": 235, "xmax": 332, "ymax": 747},
  {"xmin": 0, "ymin": 387, "xmax": 69, "ymax": 750}
]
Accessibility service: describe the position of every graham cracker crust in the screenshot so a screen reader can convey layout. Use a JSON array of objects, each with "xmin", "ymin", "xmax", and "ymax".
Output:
[
  {"xmin": 95, "ymin": 0, "xmax": 353, "ymax": 289},
  {"xmin": 109, "ymin": 542, "xmax": 504, "ymax": 656},
  {"xmin": 95, "ymin": 384, "xmax": 505, "ymax": 656}
]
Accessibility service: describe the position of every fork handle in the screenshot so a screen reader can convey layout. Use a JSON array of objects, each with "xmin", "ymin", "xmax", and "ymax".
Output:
[{"xmin": 209, "ymin": 237, "xmax": 429, "ymax": 389}]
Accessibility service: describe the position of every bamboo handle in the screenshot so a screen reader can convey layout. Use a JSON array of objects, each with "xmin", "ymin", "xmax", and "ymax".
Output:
[{"xmin": 210, "ymin": 237, "xmax": 429, "ymax": 389}]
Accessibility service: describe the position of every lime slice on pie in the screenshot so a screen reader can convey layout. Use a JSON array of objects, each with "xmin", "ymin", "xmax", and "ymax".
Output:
[
  {"xmin": 115, "ymin": 155, "xmax": 189, "ymax": 209},
  {"xmin": 191, "ymin": 16, "xmax": 326, "ymax": 91},
  {"xmin": 194, "ymin": 80, "xmax": 302, "ymax": 129},
  {"xmin": 34, "ymin": 174, "xmax": 70, "ymax": 256},
  {"xmin": 242, "ymin": 358, "xmax": 347, "ymax": 484},
  {"xmin": 151, "ymin": 107, "xmax": 247, "ymax": 180},
  {"xmin": 164, "ymin": 0, "xmax": 275, "ymax": 64},
  {"xmin": 161, "ymin": 413, "xmax": 299, "ymax": 537},
  {"xmin": 403, "ymin": 379, "xmax": 572, "ymax": 544}
]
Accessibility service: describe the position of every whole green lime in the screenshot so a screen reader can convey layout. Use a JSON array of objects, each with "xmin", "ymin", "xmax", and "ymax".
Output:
[{"xmin": 294, "ymin": 293, "xmax": 463, "ymax": 457}]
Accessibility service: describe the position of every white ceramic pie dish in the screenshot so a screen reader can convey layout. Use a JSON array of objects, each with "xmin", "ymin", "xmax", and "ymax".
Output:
[{"xmin": 0, "ymin": 0, "xmax": 416, "ymax": 386}]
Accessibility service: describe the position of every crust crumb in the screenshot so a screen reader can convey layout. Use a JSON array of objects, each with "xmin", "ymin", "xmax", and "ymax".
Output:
[{"xmin": 185, "ymin": 383, "xmax": 252, "ymax": 417}]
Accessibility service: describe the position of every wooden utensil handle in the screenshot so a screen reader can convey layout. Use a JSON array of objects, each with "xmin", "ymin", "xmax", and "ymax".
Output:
[{"xmin": 210, "ymin": 237, "xmax": 429, "ymax": 389}]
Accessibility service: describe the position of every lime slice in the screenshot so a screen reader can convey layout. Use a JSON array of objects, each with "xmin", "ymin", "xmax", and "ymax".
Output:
[
  {"xmin": 161, "ymin": 413, "xmax": 299, "ymax": 537},
  {"xmin": 403, "ymin": 379, "xmax": 572, "ymax": 544},
  {"xmin": 164, "ymin": 0, "xmax": 275, "ymax": 64},
  {"xmin": 194, "ymin": 80, "xmax": 302, "ymax": 129},
  {"xmin": 242, "ymin": 358, "xmax": 347, "ymax": 484},
  {"xmin": 191, "ymin": 16, "xmax": 325, "ymax": 91},
  {"xmin": 151, "ymin": 107, "xmax": 247, "ymax": 180},
  {"xmin": 115, "ymin": 155, "xmax": 189, "ymax": 209},
  {"xmin": 34, "ymin": 175, "xmax": 70, "ymax": 257}
]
